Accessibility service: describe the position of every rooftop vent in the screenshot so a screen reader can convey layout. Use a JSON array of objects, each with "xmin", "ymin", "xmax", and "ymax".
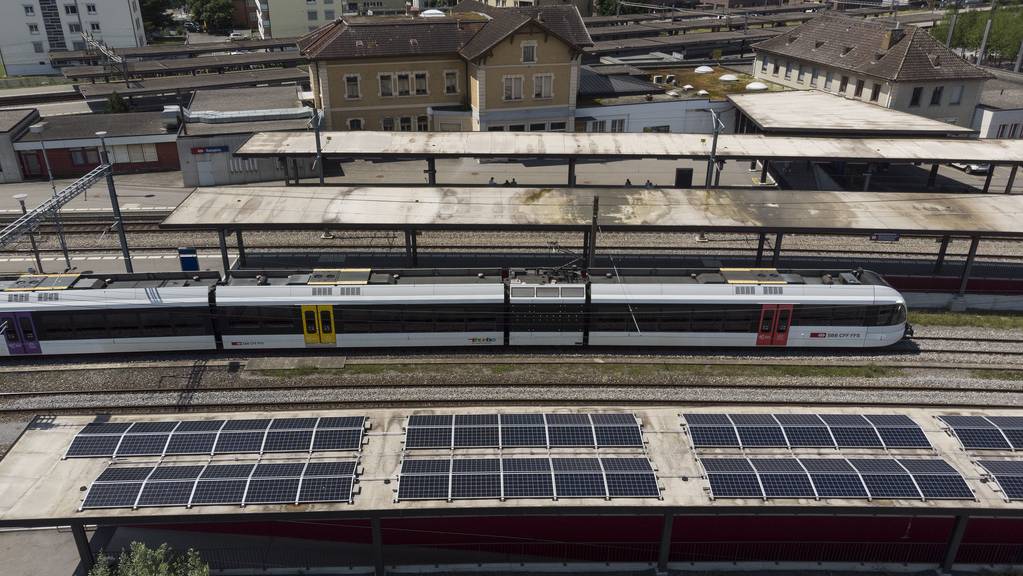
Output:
[
  {"xmin": 927, "ymin": 53, "xmax": 941, "ymax": 67},
  {"xmin": 786, "ymin": 34, "xmax": 797, "ymax": 44},
  {"xmin": 355, "ymin": 39, "xmax": 364, "ymax": 47},
  {"xmin": 814, "ymin": 40, "xmax": 825, "ymax": 49},
  {"xmin": 421, "ymin": 8, "xmax": 445, "ymax": 16},
  {"xmin": 841, "ymin": 46, "xmax": 853, "ymax": 56},
  {"xmin": 409, "ymin": 38, "xmax": 419, "ymax": 47}
]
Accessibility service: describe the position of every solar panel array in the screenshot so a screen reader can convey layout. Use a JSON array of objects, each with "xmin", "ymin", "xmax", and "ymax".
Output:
[
  {"xmin": 404, "ymin": 413, "xmax": 643, "ymax": 450},
  {"xmin": 977, "ymin": 460, "xmax": 1023, "ymax": 502},
  {"xmin": 683, "ymin": 413, "xmax": 931, "ymax": 449},
  {"xmin": 939, "ymin": 415, "xmax": 1023, "ymax": 451},
  {"xmin": 66, "ymin": 417, "xmax": 366, "ymax": 458},
  {"xmin": 701, "ymin": 457, "xmax": 973, "ymax": 501},
  {"xmin": 396, "ymin": 457, "xmax": 659, "ymax": 501},
  {"xmin": 81, "ymin": 460, "xmax": 358, "ymax": 510}
]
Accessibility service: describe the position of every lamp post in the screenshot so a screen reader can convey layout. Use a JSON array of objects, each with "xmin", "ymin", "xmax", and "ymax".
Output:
[
  {"xmin": 12, "ymin": 194, "xmax": 44, "ymax": 273},
  {"xmin": 96, "ymin": 131, "xmax": 133, "ymax": 273},
  {"xmin": 29, "ymin": 122, "xmax": 72, "ymax": 271}
]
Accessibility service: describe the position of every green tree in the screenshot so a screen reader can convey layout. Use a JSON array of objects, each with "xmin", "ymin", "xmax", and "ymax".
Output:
[
  {"xmin": 89, "ymin": 543, "xmax": 209, "ymax": 576},
  {"xmin": 140, "ymin": 0, "xmax": 175, "ymax": 33},
  {"xmin": 186, "ymin": 0, "xmax": 234, "ymax": 31},
  {"xmin": 106, "ymin": 91, "xmax": 129, "ymax": 113}
]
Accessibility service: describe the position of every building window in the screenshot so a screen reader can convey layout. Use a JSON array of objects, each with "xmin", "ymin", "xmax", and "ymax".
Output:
[
  {"xmin": 643, "ymin": 125, "xmax": 670, "ymax": 133},
  {"xmin": 929, "ymin": 86, "xmax": 943, "ymax": 106},
  {"xmin": 24, "ymin": 5, "xmax": 35, "ymax": 16},
  {"xmin": 69, "ymin": 22, "xmax": 82, "ymax": 33},
  {"xmin": 549, "ymin": 121, "xmax": 566, "ymax": 132},
  {"xmin": 487, "ymin": 126, "xmax": 504, "ymax": 131},
  {"xmin": 307, "ymin": 10, "xmax": 317, "ymax": 20},
  {"xmin": 909, "ymin": 86, "xmax": 923, "ymax": 107},
  {"xmin": 382, "ymin": 117, "xmax": 395, "ymax": 131},
  {"xmin": 823, "ymin": 71, "xmax": 833, "ymax": 90},
  {"xmin": 760, "ymin": 57, "xmax": 768, "ymax": 73},
  {"xmin": 348, "ymin": 118, "xmax": 363, "ymax": 130},
  {"xmin": 1009, "ymin": 123, "xmax": 1020, "ymax": 139},
  {"xmin": 417, "ymin": 115, "xmax": 429, "ymax": 131},
  {"xmin": 64, "ymin": 4, "xmax": 78, "ymax": 14},
  {"xmin": 870, "ymin": 82, "xmax": 881, "ymax": 102},
  {"xmin": 590, "ymin": 120, "xmax": 606, "ymax": 133},
  {"xmin": 33, "ymin": 41, "xmax": 44, "ymax": 53},
  {"xmin": 344, "ymin": 75, "xmax": 360, "ymax": 99},
  {"xmin": 399, "ymin": 117, "xmax": 412, "ymax": 131},
  {"xmin": 397, "ymin": 73, "xmax": 410, "ymax": 96},
  {"xmin": 230, "ymin": 157, "xmax": 258, "ymax": 173},
  {"xmin": 503, "ymin": 76, "xmax": 523, "ymax": 101},
  {"xmin": 444, "ymin": 70, "xmax": 458, "ymax": 94},
  {"xmin": 853, "ymin": 79, "xmax": 864, "ymax": 98},
  {"xmin": 379, "ymin": 74, "xmax": 393, "ymax": 97},
  {"xmin": 949, "ymin": 84, "xmax": 963, "ymax": 106},
  {"xmin": 86, "ymin": 3, "xmax": 97, "ymax": 14},
  {"xmin": 783, "ymin": 61, "xmax": 791, "ymax": 80},
  {"xmin": 508, "ymin": 124, "xmax": 525, "ymax": 132},
  {"xmin": 110, "ymin": 143, "xmax": 157, "ymax": 164},
  {"xmin": 70, "ymin": 148, "xmax": 100, "ymax": 166},
  {"xmin": 28, "ymin": 24, "xmax": 39, "ymax": 35},
  {"xmin": 796, "ymin": 63, "xmax": 804, "ymax": 83},
  {"xmin": 529, "ymin": 122, "xmax": 547, "ymax": 131},
  {"xmin": 90, "ymin": 22, "xmax": 101, "ymax": 32},
  {"xmin": 414, "ymin": 72, "xmax": 428, "ymax": 96},
  {"xmin": 324, "ymin": 9, "xmax": 334, "ymax": 19},
  {"xmin": 610, "ymin": 118, "xmax": 625, "ymax": 133},
  {"xmin": 838, "ymin": 75, "xmax": 849, "ymax": 94},
  {"xmin": 533, "ymin": 74, "xmax": 553, "ymax": 99},
  {"xmin": 522, "ymin": 42, "xmax": 536, "ymax": 63},
  {"xmin": 772, "ymin": 60, "xmax": 780, "ymax": 75},
  {"xmin": 73, "ymin": 41, "xmax": 85, "ymax": 50}
]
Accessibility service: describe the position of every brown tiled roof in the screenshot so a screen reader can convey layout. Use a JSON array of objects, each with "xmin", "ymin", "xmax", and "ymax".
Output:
[
  {"xmin": 298, "ymin": 1, "xmax": 590, "ymax": 61},
  {"xmin": 453, "ymin": 0, "xmax": 592, "ymax": 60},
  {"xmin": 753, "ymin": 14, "xmax": 992, "ymax": 82}
]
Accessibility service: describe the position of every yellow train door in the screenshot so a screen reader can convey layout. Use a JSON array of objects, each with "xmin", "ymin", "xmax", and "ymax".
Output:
[{"xmin": 301, "ymin": 305, "xmax": 336, "ymax": 345}]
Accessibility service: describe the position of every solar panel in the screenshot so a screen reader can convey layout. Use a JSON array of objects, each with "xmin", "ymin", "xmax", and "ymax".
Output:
[
  {"xmin": 164, "ymin": 433, "xmax": 216, "ymax": 455},
  {"xmin": 987, "ymin": 416, "xmax": 1023, "ymax": 429},
  {"xmin": 811, "ymin": 474, "xmax": 868, "ymax": 498},
  {"xmin": 453, "ymin": 426, "xmax": 500, "ymax": 448},
  {"xmin": 749, "ymin": 458, "xmax": 803, "ymax": 472},
  {"xmin": 214, "ymin": 431, "xmax": 265, "ymax": 453},
  {"xmin": 503, "ymin": 473, "xmax": 554, "ymax": 498},
  {"xmin": 312, "ymin": 429, "xmax": 363, "ymax": 451},
  {"xmin": 689, "ymin": 426, "xmax": 741, "ymax": 447},
  {"xmin": 175, "ymin": 420, "xmax": 225, "ymax": 432},
  {"xmin": 896, "ymin": 459, "xmax": 957, "ymax": 475},
  {"xmin": 683, "ymin": 413, "xmax": 732, "ymax": 426},
  {"xmin": 129, "ymin": 422, "xmax": 178, "ymax": 434},
  {"xmin": 408, "ymin": 415, "xmax": 453, "ymax": 427},
  {"xmin": 729, "ymin": 414, "xmax": 778, "ymax": 426},
  {"xmin": 847, "ymin": 459, "xmax": 904, "ymax": 474},
  {"xmin": 592, "ymin": 413, "xmax": 636, "ymax": 426},
  {"xmin": 82, "ymin": 482, "xmax": 144, "ymax": 509},
  {"xmin": 876, "ymin": 427, "xmax": 931, "ymax": 448},
  {"xmin": 401, "ymin": 459, "xmax": 451, "ymax": 475},
  {"xmin": 860, "ymin": 474, "xmax": 922, "ymax": 499},
  {"xmin": 799, "ymin": 459, "xmax": 856, "ymax": 473},
  {"xmin": 760, "ymin": 473, "xmax": 815, "ymax": 498},
  {"xmin": 601, "ymin": 458, "xmax": 653, "ymax": 472},
  {"xmin": 502, "ymin": 458, "xmax": 551, "ymax": 473},
  {"xmin": 317, "ymin": 416, "xmax": 366, "ymax": 429},
  {"xmin": 1004, "ymin": 430, "xmax": 1023, "ymax": 450},
  {"xmin": 405, "ymin": 427, "xmax": 452, "ymax": 449},
  {"xmin": 708, "ymin": 474, "xmax": 763, "ymax": 498},
  {"xmin": 115, "ymin": 434, "xmax": 169, "ymax": 456},
  {"xmin": 864, "ymin": 414, "xmax": 918, "ymax": 427},
  {"xmin": 455, "ymin": 414, "xmax": 498, "ymax": 426},
  {"xmin": 951, "ymin": 428, "xmax": 1011, "ymax": 450},
  {"xmin": 830, "ymin": 427, "xmax": 884, "ymax": 448},
  {"xmin": 201, "ymin": 463, "xmax": 255, "ymax": 479},
  {"xmin": 405, "ymin": 412, "xmax": 642, "ymax": 450},
  {"xmin": 701, "ymin": 458, "xmax": 754, "ymax": 473},
  {"xmin": 978, "ymin": 460, "xmax": 1023, "ymax": 475},
  {"xmin": 552, "ymin": 458, "xmax": 601, "ymax": 472},
  {"xmin": 397, "ymin": 475, "xmax": 450, "ymax": 500},
  {"xmin": 263, "ymin": 430, "xmax": 314, "ymax": 453},
  {"xmin": 244, "ymin": 478, "xmax": 301, "ymax": 504},
  {"xmin": 548, "ymin": 426, "xmax": 595, "ymax": 447},
  {"xmin": 298, "ymin": 476, "xmax": 353, "ymax": 503},
  {"xmin": 782, "ymin": 426, "xmax": 834, "ymax": 447},
  {"xmin": 137, "ymin": 481, "xmax": 195, "ymax": 507},
  {"xmin": 995, "ymin": 475, "xmax": 1023, "ymax": 500},
  {"xmin": 818, "ymin": 414, "xmax": 871, "ymax": 427},
  {"xmin": 271, "ymin": 418, "xmax": 318, "ymax": 430},
  {"xmin": 939, "ymin": 415, "xmax": 994, "ymax": 428},
  {"xmin": 501, "ymin": 426, "xmax": 547, "ymax": 447},
  {"xmin": 95, "ymin": 467, "xmax": 154, "ymax": 482},
  {"xmin": 606, "ymin": 473, "xmax": 660, "ymax": 497},
  {"xmin": 305, "ymin": 461, "xmax": 357, "ymax": 477},
  {"xmin": 501, "ymin": 413, "xmax": 545, "ymax": 426},
  {"xmin": 594, "ymin": 425, "xmax": 643, "ymax": 447},
  {"xmin": 80, "ymin": 422, "xmax": 133, "ymax": 435},
  {"xmin": 554, "ymin": 473, "xmax": 606, "ymax": 497},
  {"xmin": 191, "ymin": 480, "xmax": 247, "ymax": 505},
  {"xmin": 222, "ymin": 419, "xmax": 271, "ymax": 431},
  {"xmin": 148, "ymin": 465, "xmax": 204, "ymax": 481},
  {"xmin": 686, "ymin": 413, "xmax": 930, "ymax": 452},
  {"xmin": 545, "ymin": 413, "xmax": 590, "ymax": 426},
  {"xmin": 773, "ymin": 414, "xmax": 825, "ymax": 426},
  {"xmin": 253, "ymin": 462, "xmax": 305, "ymax": 478},
  {"xmin": 913, "ymin": 475, "xmax": 974, "ymax": 499},
  {"xmin": 452, "ymin": 458, "xmax": 500, "ymax": 474},
  {"xmin": 736, "ymin": 426, "xmax": 787, "ymax": 447},
  {"xmin": 451, "ymin": 474, "xmax": 501, "ymax": 499},
  {"xmin": 66, "ymin": 435, "xmax": 121, "ymax": 458}
]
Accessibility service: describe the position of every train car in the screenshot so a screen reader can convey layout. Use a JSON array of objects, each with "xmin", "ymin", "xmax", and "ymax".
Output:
[
  {"xmin": 0, "ymin": 272, "xmax": 219, "ymax": 357},
  {"xmin": 507, "ymin": 269, "xmax": 587, "ymax": 346},
  {"xmin": 587, "ymin": 268, "xmax": 908, "ymax": 348},
  {"xmin": 214, "ymin": 268, "xmax": 506, "ymax": 350}
]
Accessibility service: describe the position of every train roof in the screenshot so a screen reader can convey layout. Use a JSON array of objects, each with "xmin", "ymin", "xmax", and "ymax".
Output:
[
  {"xmin": 588, "ymin": 268, "xmax": 891, "ymax": 287},
  {"xmin": 225, "ymin": 268, "xmax": 503, "ymax": 286},
  {"xmin": 0, "ymin": 272, "xmax": 220, "ymax": 291}
]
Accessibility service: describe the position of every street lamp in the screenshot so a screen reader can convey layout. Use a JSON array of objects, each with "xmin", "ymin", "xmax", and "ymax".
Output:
[
  {"xmin": 12, "ymin": 194, "xmax": 44, "ymax": 274},
  {"xmin": 29, "ymin": 122, "xmax": 72, "ymax": 271},
  {"xmin": 96, "ymin": 131, "xmax": 133, "ymax": 273}
]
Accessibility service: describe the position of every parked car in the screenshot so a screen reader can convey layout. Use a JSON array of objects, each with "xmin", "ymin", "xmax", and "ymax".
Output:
[
  {"xmin": 228, "ymin": 32, "xmax": 250, "ymax": 41},
  {"xmin": 949, "ymin": 162, "xmax": 991, "ymax": 175},
  {"xmin": 184, "ymin": 21, "xmax": 200, "ymax": 32}
]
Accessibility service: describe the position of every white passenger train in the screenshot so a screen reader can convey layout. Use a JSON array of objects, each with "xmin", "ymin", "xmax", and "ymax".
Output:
[{"xmin": 0, "ymin": 267, "xmax": 910, "ymax": 357}]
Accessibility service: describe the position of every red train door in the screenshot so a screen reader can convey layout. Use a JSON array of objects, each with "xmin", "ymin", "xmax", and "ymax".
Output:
[{"xmin": 757, "ymin": 304, "xmax": 792, "ymax": 347}]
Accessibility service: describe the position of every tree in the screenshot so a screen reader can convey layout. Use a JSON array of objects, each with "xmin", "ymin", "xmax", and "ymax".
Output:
[
  {"xmin": 140, "ymin": 0, "xmax": 175, "ymax": 33},
  {"xmin": 89, "ymin": 543, "xmax": 209, "ymax": 576},
  {"xmin": 186, "ymin": 0, "xmax": 234, "ymax": 31},
  {"xmin": 106, "ymin": 91, "xmax": 129, "ymax": 113}
]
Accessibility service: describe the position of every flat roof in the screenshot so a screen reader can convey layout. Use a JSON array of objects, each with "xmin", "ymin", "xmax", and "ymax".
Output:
[
  {"xmin": 583, "ymin": 2, "xmax": 826, "ymax": 26},
  {"xmin": 160, "ymin": 186, "xmax": 1023, "ymax": 238},
  {"xmin": 728, "ymin": 90, "xmax": 976, "ymax": 136},
  {"xmin": 235, "ymin": 131, "xmax": 1023, "ymax": 164},
  {"xmin": 181, "ymin": 118, "xmax": 311, "ymax": 137},
  {"xmin": 0, "ymin": 109, "xmax": 37, "ymax": 133},
  {"xmin": 62, "ymin": 51, "xmax": 306, "ymax": 80},
  {"xmin": 77, "ymin": 68, "xmax": 308, "ymax": 99},
  {"xmin": 188, "ymin": 85, "xmax": 302, "ymax": 113},
  {"xmin": 589, "ymin": 12, "xmax": 816, "ymax": 40},
  {"xmin": 1, "ymin": 405, "xmax": 1021, "ymax": 527},
  {"xmin": 49, "ymin": 38, "xmax": 298, "ymax": 64},
  {"xmin": 586, "ymin": 27, "xmax": 788, "ymax": 55},
  {"xmin": 16, "ymin": 112, "xmax": 169, "ymax": 142}
]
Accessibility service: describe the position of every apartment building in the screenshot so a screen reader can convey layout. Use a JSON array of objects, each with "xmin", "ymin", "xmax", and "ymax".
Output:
[
  {"xmin": 0, "ymin": 0, "xmax": 146, "ymax": 75},
  {"xmin": 259, "ymin": 0, "xmax": 408, "ymax": 38},
  {"xmin": 482, "ymin": 0, "xmax": 592, "ymax": 18},
  {"xmin": 752, "ymin": 15, "xmax": 992, "ymax": 126},
  {"xmin": 300, "ymin": 0, "xmax": 592, "ymax": 131}
]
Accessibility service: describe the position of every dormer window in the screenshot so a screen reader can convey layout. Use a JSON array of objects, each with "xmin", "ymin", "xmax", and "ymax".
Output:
[
  {"xmin": 814, "ymin": 40, "xmax": 825, "ymax": 49},
  {"xmin": 927, "ymin": 54, "xmax": 941, "ymax": 67},
  {"xmin": 786, "ymin": 35, "xmax": 798, "ymax": 44},
  {"xmin": 841, "ymin": 46, "xmax": 853, "ymax": 56}
]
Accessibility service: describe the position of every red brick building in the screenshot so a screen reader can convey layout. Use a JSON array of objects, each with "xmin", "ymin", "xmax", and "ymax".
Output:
[{"xmin": 13, "ymin": 112, "xmax": 180, "ymax": 180}]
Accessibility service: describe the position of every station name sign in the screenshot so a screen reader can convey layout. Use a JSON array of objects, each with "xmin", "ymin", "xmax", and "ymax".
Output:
[{"xmin": 190, "ymin": 146, "xmax": 230, "ymax": 155}]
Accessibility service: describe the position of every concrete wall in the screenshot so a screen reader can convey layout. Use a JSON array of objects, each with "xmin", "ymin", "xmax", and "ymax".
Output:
[
  {"xmin": 0, "ymin": 0, "xmax": 145, "ymax": 76},
  {"xmin": 753, "ymin": 53, "xmax": 984, "ymax": 126},
  {"xmin": 178, "ymin": 132, "xmax": 315, "ymax": 187},
  {"xmin": 0, "ymin": 112, "xmax": 38, "ymax": 184},
  {"xmin": 575, "ymin": 98, "xmax": 732, "ymax": 134},
  {"xmin": 269, "ymin": 0, "xmax": 406, "ymax": 38}
]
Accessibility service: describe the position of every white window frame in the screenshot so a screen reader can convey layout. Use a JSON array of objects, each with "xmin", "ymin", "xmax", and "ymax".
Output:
[
  {"xmin": 610, "ymin": 118, "xmax": 626, "ymax": 133},
  {"xmin": 532, "ymin": 73, "xmax": 553, "ymax": 100},
  {"xmin": 503, "ymin": 75, "xmax": 524, "ymax": 101},
  {"xmin": 28, "ymin": 23, "xmax": 39, "ymax": 35},
  {"xmin": 416, "ymin": 115, "xmax": 429, "ymax": 131},
  {"xmin": 399, "ymin": 116, "xmax": 413, "ymax": 132},
  {"xmin": 396, "ymin": 72, "xmax": 411, "ymax": 97},
  {"xmin": 549, "ymin": 121, "xmax": 566, "ymax": 132},
  {"xmin": 378, "ymin": 73, "xmax": 394, "ymax": 97},
  {"xmin": 528, "ymin": 122, "xmax": 547, "ymax": 131},
  {"xmin": 64, "ymin": 4, "xmax": 78, "ymax": 14},
  {"xmin": 444, "ymin": 70, "xmax": 459, "ymax": 95},
  {"xmin": 381, "ymin": 117, "xmax": 396, "ymax": 131},
  {"xmin": 86, "ymin": 3, "xmax": 97, "ymax": 14},
  {"xmin": 24, "ymin": 5, "xmax": 35, "ymax": 16},
  {"xmin": 307, "ymin": 10, "xmax": 317, "ymax": 20},
  {"xmin": 90, "ymin": 22, "xmax": 101, "ymax": 32},
  {"xmin": 344, "ymin": 74, "xmax": 361, "ymax": 100},
  {"xmin": 589, "ymin": 120, "xmax": 607, "ymax": 133},
  {"xmin": 348, "ymin": 118, "xmax": 364, "ymax": 131},
  {"xmin": 68, "ymin": 22, "xmax": 82, "ymax": 33},
  {"xmin": 32, "ymin": 41, "xmax": 44, "ymax": 54},
  {"xmin": 413, "ymin": 71, "xmax": 429, "ymax": 96},
  {"xmin": 521, "ymin": 40, "xmax": 537, "ymax": 64}
]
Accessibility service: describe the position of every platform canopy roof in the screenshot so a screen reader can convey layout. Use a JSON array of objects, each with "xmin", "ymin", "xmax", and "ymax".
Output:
[
  {"xmin": 161, "ymin": 186, "xmax": 1023, "ymax": 238},
  {"xmin": 236, "ymin": 131, "xmax": 1023, "ymax": 164}
]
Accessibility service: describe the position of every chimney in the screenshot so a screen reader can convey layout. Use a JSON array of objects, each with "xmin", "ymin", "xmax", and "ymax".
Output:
[{"xmin": 880, "ymin": 28, "xmax": 905, "ymax": 51}]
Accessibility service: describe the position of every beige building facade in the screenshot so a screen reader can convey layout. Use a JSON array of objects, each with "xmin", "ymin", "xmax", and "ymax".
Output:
[{"xmin": 300, "ymin": 1, "xmax": 591, "ymax": 132}]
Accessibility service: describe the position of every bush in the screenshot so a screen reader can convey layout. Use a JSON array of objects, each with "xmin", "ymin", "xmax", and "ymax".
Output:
[{"xmin": 89, "ymin": 542, "xmax": 209, "ymax": 576}]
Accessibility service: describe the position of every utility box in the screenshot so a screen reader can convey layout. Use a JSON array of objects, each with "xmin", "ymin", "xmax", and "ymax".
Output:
[{"xmin": 178, "ymin": 247, "xmax": 199, "ymax": 272}]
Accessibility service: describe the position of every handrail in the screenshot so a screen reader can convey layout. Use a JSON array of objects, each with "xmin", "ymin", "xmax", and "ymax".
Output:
[{"xmin": 0, "ymin": 164, "xmax": 110, "ymax": 249}]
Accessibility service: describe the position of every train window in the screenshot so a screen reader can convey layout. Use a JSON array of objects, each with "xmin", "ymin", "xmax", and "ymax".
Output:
[
  {"xmin": 776, "ymin": 309, "xmax": 790, "ymax": 333},
  {"xmin": 692, "ymin": 308, "xmax": 723, "ymax": 332},
  {"xmin": 465, "ymin": 306, "xmax": 501, "ymax": 331},
  {"xmin": 792, "ymin": 305, "xmax": 832, "ymax": 326},
  {"xmin": 659, "ymin": 305, "xmax": 691, "ymax": 332},
  {"xmin": 304, "ymin": 310, "xmax": 318, "ymax": 333},
  {"xmin": 832, "ymin": 306, "xmax": 865, "ymax": 326},
  {"xmin": 107, "ymin": 310, "xmax": 140, "ymax": 338},
  {"xmin": 404, "ymin": 308, "xmax": 435, "ymax": 332},
  {"xmin": 34, "ymin": 312, "xmax": 75, "ymax": 340},
  {"xmin": 893, "ymin": 304, "xmax": 907, "ymax": 325},
  {"xmin": 510, "ymin": 287, "xmax": 534, "ymax": 298},
  {"xmin": 339, "ymin": 308, "xmax": 373, "ymax": 333},
  {"xmin": 759, "ymin": 309, "xmax": 775, "ymax": 332},
  {"xmin": 173, "ymin": 310, "xmax": 212, "ymax": 336},
  {"xmin": 319, "ymin": 310, "xmax": 333, "ymax": 333},
  {"xmin": 73, "ymin": 312, "xmax": 109, "ymax": 339},
  {"xmin": 874, "ymin": 305, "xmax": 893, "ymax": 326},
  {"xmin": 18, "ymin": 317, "xmax": 36, "ymax": 341},
  {"xmin": 561, "ymin": 287, "xmax": 585, "ymax": 298},
  {"xmin": 261, "ymin": 307, "xmax": 301, "ymax": 333},
  {"xmin": 536, "ymin": 287, "xmax": 560, "ymax": 298},
  {"xmin": 724, "ymin": 307, "xmax": 759, "ymax": 332},
  {"xmin": 140, "ymin": 310, "xmax": 175, "ymax": 337},
  {"xmin": 590, "ymin": 304, "xmax": 627, "ymax": 332}
]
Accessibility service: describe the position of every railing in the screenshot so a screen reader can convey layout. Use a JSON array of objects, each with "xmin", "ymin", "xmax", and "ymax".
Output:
[{"xmin": 0, "ymin": 164, "xmax": 109, "ymax": 249}]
